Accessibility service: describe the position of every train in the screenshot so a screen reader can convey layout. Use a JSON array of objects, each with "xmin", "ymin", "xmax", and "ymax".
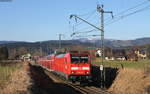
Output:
[{"xmin": 37, "ymin": 51, "xmax": 92, "ymax": 83}]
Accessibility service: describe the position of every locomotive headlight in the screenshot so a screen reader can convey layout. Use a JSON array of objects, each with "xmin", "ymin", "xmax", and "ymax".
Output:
[
  {"xmin": 71, "ymin": 67, "xmax": 79, "ymax": 70},
  {"xmin": 82, "ymin": 67, "xmax": 90, "ymax": 70}
]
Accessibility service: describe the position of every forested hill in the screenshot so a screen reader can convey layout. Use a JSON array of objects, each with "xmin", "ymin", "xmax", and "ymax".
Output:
[
  {"xmin": 0, "ymin": 37, "xmax": 150, "ymax": 59},
  {"xmin": 1, "ymin": 37, "xmax": 150, "ymax": 48}
]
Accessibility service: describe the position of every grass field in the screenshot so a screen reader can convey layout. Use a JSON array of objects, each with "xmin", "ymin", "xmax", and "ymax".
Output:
[{"xmin": 92, "ymin": 59, "xmax": 150, "ymax": 69}]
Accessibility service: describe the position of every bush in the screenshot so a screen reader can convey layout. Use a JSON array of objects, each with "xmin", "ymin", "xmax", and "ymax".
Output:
[{"xmin": 0, "ymin": 46, "xmax": 8, "ymax": 60}]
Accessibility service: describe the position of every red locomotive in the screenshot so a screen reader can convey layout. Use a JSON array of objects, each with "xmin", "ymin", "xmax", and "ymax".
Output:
[{"xmin": 37, "ymin": 51, "xmax": 91, "ymax": 83}]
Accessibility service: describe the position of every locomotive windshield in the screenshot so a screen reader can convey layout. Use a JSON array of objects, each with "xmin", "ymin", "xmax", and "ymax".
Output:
[{"xmin": 71, "ymin": 54, "xmax": 89, "ymax": 63}]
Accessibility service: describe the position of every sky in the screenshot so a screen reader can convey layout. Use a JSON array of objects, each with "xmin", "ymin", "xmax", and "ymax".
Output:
[{"xmin": 0, "ymin": 0, "xmax": 150, "ymax": 42}]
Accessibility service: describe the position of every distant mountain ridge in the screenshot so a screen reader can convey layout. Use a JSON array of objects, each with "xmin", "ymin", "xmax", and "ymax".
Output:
[
  {"xmin": 0, "ymin": 37, "xmax": 150, "ymax": 48},
  {"xmin": 0, "ymin": 41, "xmax": 18, "ymax": 44},
  {"xmin": 76, "ymin": 37, "xmax": 150, "ymax": 48}
]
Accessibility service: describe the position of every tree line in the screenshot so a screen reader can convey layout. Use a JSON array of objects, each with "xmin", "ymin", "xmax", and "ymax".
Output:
[{"xmin": 0, "ymin": 42, "xmax": 150, "ymax": 60}]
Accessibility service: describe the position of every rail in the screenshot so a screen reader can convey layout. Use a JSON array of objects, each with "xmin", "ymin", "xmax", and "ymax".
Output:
[{"xmin": 30, "ymin": 61, "xmax": 111, "ymax": 94}]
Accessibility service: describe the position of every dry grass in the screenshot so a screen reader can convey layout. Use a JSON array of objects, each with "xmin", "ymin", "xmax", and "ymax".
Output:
[
  {"xmin": 109, "ymin": 68, "xmax": 150, "ymax": 94},
  {"xmin": 0, "ymin": 64, "xmax": 20, "ymax": 88},
  {"xmin": 0, "ymin": 63, "xmax": 31, "ymax": 94},
  {"xmin": 0, "ymin": 60, "xmax": 21, "ymax": 82}
]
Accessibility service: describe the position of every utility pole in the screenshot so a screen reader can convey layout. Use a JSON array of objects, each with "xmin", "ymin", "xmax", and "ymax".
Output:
[
  {"xmin": 70, "ymin": 5, "xmax": 113, "ymax": 89},
  {"xmin": 97, "ymin": 5, "xmax": 113, "ymax": 88},
  {"xmin": 59, "ymin": 34, "xmax": 63, "ymax": 49}
]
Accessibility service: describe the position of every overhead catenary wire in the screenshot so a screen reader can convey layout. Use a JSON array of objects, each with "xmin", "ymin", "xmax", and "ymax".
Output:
[
  {"xmin": 104, "ymin": 0, "xmax": 150, "ymax": 22},
  {"xmin": 75, "ymin": 10, "xmax": 96, "ymax": 27},
  {"xmin": 116, "ymin": 0, "xmax": 150, "ymax": 16},
  {"xmin": 73, "ymin": 26, "xmax": 94, "ymax": 33},
  {"xmin": 70, "ymin": 0, "xmax": 150, "ymax": 39},
  {"xmin": 72, "ymin": 20, "xmax": 99, "ymax": 33},
  {"xmin": 69, "ymin": 9, "xmax": 98, "ymax": 36},
  {"xmin": 91, "ymin": 0, "xmax": 150, "ymax": 27},
  {"xmin": 74, "ymin": 10, "xmax": 97, "ymax": 27},
  {"xmin": 71, "ymin": 29, "xmax": 98, "ymax": 37},
  {"xmin": 105, "ymin": 4, "xmax": 150, "ymax": 26},
  {"xmin": 73, "ymin": 34, "xmax": 100, "ymax": 38}
]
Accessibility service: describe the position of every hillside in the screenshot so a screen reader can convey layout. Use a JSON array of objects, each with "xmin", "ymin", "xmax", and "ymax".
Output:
[
  {"xmin": 0, "ymin": 41, "xmax": 19, "ymax": 44},
  {"xmin": 1, "ymin": 37, "xmax": 150, "ymax": 48},
  {"xmin": 77, "ymin": 37, "xmax": 150, "ymax": 48},
  {"xmin": 0, "ymin": 37, "xmax": 150, "ymax": 59}
]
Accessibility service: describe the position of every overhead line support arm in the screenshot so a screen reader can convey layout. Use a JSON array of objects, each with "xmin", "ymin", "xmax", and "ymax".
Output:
[{"xmin": 70, "ymin": 15, "xmax": 102, "ymax": 31}]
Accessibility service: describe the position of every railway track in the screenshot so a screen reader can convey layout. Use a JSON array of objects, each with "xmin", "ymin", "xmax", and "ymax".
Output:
[
  {"xmin": 30, "ymin": 62, "xmax": 111, "ymax": 94},
  {"xmin": 42, "ymin": 65, "xmax": 111, "ymax": 94},
  {"xmin": 65, "ymin": 83, "xmax": 110, "ymax": 94}
]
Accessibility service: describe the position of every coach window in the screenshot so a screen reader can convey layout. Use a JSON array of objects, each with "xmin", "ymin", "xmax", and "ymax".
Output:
[{"xmin": 56, "ymin": 54, "xmax": 65, "ymax": 58}]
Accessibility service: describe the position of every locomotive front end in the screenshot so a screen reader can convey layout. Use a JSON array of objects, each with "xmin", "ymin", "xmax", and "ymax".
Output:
[{"xmin": 69, "ymin": 53, "xmax": 91, "ymax": 82}]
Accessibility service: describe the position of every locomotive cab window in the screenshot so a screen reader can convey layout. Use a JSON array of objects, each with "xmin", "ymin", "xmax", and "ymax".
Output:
[{"xmin": 71, "ymin": 54, "xmax": 89, "ymax": 63}]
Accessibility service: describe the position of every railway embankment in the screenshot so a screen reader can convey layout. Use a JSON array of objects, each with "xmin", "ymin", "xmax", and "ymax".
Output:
[
  {"xmin": 0, "ymin": 62, "xmax": 31, "ymax": 94},
  {"xmin": 109, "ymin": 68, "xmax": 150, "ymax": 94},
  {"xmin": 2, "ymin": 61, "xmax": 149, "ymax": 94}
]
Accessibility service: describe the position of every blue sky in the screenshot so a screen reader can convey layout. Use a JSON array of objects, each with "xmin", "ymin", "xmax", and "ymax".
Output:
[{"xmin": 0, "ymin": 0, "xmax": 150, "ymax": 42}]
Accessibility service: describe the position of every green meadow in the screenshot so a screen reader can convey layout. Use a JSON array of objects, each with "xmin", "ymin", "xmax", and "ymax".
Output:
[{"xmin": 92, "ymin": 59, "xmax": 150, "ymax": 69}]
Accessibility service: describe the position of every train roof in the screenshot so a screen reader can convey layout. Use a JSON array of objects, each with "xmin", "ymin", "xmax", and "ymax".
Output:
[
  {"xmin": 54, "ymin": 50, "xmax": 89, "ymax": 54},
  {"xmin": 69, "ymin": 51, "xmax": 89, "ymax": 54},
  {"xmin": 55, "ymin": 51, "xmax": 89, "ymax": 58}
]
